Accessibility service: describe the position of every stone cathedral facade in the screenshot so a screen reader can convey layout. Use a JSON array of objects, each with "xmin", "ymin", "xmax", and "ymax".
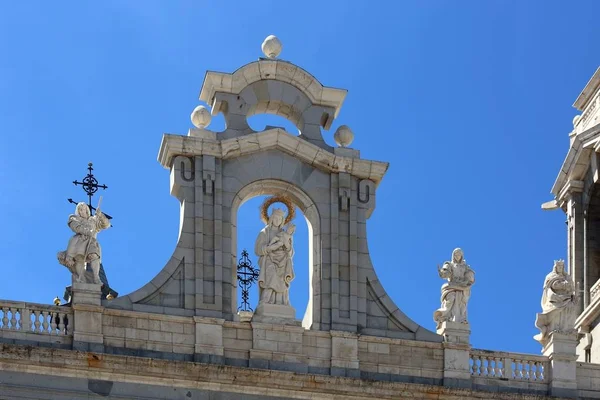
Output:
[{"xmin": 1, "ymin": 36, "xmax": 600, "ymax": 399}]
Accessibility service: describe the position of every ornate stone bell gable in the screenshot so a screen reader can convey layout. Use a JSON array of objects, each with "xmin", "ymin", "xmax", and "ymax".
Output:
[{"xmin": 107, "ymin": 37, "xmax": 440, "ymax": 342}]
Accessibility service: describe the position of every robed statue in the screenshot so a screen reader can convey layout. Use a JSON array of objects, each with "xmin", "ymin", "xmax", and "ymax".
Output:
[
  {"xmin": 57, "ymin": 201, "xmax": 110, "ymax": 284},
  {"xmin": 533, "ymin": 260, "xmax": 577, "ymax": 346},
  {"xmin": 255, "ymin": 206, "xmax": 296, "ymax": 307},
  {"xmin": 433, "ymin": 248, "xmax": 475, "ymax": 329}
]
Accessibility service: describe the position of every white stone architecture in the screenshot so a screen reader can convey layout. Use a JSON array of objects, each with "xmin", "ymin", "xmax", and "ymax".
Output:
[{"xmin": 1, "ymin": 36, "xmax": 600, "ymax": 399}]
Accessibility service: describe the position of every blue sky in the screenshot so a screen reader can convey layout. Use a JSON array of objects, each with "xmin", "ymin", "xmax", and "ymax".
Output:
[{"xmin": 0, "ymin": 1, "xmax": 598, "ymax": 354}]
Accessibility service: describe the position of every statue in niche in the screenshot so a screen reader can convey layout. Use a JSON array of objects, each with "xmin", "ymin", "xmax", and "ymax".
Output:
[
  {"xmin": 433, "ymin": 248, "xmax": 475, "ymax": 329},
  {"xmin": 255, "ymin": 196, "xmax": 296, "ymax": 307},
  {"xmin": 57, "ymin": 202, "xmax": 110, "ymax": 284},
  {"xmin": 534, "ymin": 260, "xmax": 577, "ymax": 346}
]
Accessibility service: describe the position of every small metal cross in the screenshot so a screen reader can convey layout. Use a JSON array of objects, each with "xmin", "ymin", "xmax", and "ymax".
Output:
[
  {"xmin": 237, "ymin": 250, "xmax": 259, "ymax": 312},
  {"xmin": 68, "ymin": 162, "xmax": 111, "ymax": 219}
]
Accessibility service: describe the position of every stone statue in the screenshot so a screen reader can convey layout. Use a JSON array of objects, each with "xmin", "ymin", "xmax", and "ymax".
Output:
[
  {"xmin": 534, "ymin": 260, "xmax": 577, "ymax": 346},
  {"xmin": 57, "ymin": 202, "xmax": 110, "ymax": 284},
  {"xmin": 255, "ymin": 208, "xmax": 295, "ymax": 306},
  {"xmin": 433, "ymin": 248, "xmax": 475, "ymax": 329}
]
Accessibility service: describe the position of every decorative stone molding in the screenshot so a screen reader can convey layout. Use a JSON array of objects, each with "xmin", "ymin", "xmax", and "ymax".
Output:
[{"xmin": 159, "ymin": 129, "xmax": 390, "ymax": 186}]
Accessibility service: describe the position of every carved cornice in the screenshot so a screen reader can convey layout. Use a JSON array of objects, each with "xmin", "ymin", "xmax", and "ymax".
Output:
[
  {"xmin": 557, "ymin": 180, "xmax": 585, "ymax": 203},
  {"xmin": 551, "ymin": 124, "xmax": 600, "ymax": 197},
  {"xmin": 575, "ymin": 292, "xmax": 600, "ymax": 331},
  {"xmin": 574, "ymin": 67, "xmax": 600, "ymax": 111},
  {"xmin": 158, "ymin": 129, "xmax": 390, "ymax": 186}
]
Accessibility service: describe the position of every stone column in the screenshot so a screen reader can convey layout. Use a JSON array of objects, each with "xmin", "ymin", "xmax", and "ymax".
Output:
[
  {"xmin": 437, "ymin": 321, "xmax": 472, "ymax": 389},
  {"xmin": 542, "ymin": 332, "xmax": 578, "ymax": 398},
  {"xmin": 71, "ymin": 282, "xmax": 104, "ymax": 352}
]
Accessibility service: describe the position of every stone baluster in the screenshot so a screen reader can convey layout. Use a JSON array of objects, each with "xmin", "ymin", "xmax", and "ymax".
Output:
[
  {"xmin": 529, "ymin": 360, "xmax": 537, "ymax": 381},
  {"xmin": 495, "ymin": 357, "xmax": 503, "ymax": 378},
  {"xmin": 1, "ymin": 307, "xmax": 8, "ymax": 329},
  {"xmin": 33, "ymin": 310, "xmax": 41, "ymax": 333},
  {"xmin": 484, "ymin": 357, "xmax": 491, "ymax": 377},
  {"xmin": 9, "ymin": 307, "xmax": 17, "ymax": 330},
  {"xmin": 41, "ymin": 311, "xmax": 49, "ymax": 334},
  {"xmin": 57, "ymin": 313, "xmax": 64, "ymax": 335},
  {"xmin": 50, "ymin": 312, "xmax": 59, "ymax": 334},
  {"xmin": 471, "ymin": 355, "xmax": 478, "ymax": 375}
]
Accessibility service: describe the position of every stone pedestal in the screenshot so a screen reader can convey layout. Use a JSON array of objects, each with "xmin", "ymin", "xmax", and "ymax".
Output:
[
  {"xmin": 330, "ymin": 331, "xmax": 360, "ymax": 378},
  {"xmin": 437, "ymin": 321, "xmax": 471, "ymax": 389},
  {"xmin": 71, "ymin": 282, "xmax": 104, "ymax": 352},
  {"xmin": 542, "ymin": 332, "xmax": 578, "ymax": 398},
  {"xmin": 194, "ymin": 317, "xmax": 225, "ymax": 364},
  {"xmin": 237, "ymin": 311, "xmax": 253, "ymax": 323},
  {"xmin": 252, "ymin": 303, "xmax": 299, "ymax": 325}
]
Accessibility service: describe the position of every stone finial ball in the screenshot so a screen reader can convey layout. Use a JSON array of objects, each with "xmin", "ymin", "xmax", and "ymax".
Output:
[
  {"xmin": 261, "ymin": 35, "xmax": 282, "ymax": 59},
  {"xmin": 573, "ymin": 115, "xmax": 581, "ymax": 127},
  {"xmin": 191, "ymin": 105, "xmax": 211, "ymax": 129},
  {"xmin": 334, "ymin": 125, "xmax": 354, "ymax": 148}
]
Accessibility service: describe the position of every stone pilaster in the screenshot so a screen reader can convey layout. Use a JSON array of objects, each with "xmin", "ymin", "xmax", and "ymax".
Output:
[
  {"xmin": 193, "ymin": 316, "xmax": 225, "ymax": 364},
  {"xmin": 437, "ymin": 321, "xmax": 471, "ymax": 389},
  {"xmin": 71, "ymin": 282, "xmax": 104, "ymax": 352},
  {"xmin": 564, "ymin": 183, "xmax": 585, "ymax": 313},
  {"xmin": 543, "ymin": 332, "xmax": 578, "ymax": 398},
  {"xmin": 330, "ymin": 330, "xmax": 360, "ymax": 378}
]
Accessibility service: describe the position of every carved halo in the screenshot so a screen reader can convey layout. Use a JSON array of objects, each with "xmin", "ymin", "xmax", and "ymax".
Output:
[{"xmin": 260, "ymin": 195, "xmax": 295, "ymax": 225}]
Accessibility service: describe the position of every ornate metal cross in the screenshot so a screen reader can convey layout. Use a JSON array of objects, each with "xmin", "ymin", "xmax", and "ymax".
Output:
[
  {"xmin": 237, "ymin": 250, "xmax": 259, "ymax": 312},
  {"xmin": 68, "ymin": 162, "xmax": 112, "ymax": 219}
]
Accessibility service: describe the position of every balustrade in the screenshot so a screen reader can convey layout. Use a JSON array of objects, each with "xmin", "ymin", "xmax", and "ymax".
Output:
[
  {"xmin": 470, "ymin": 350, "xmax": 547, "ymax": 382},
  {"xmin": 0, "ymin": 301, "xmax": 72, "ymax": 336}
]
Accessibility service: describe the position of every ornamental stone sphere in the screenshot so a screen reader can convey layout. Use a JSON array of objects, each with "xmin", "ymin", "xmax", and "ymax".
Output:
[
  {"xmin": 334, "ymin": 125, "xmax": 354, "ymax": 148},
  {"xmin": 261, "ymin": 35, "xmax": 282, "ymax": 59},
  {"xmin": 191, "ymin": 105, "xmax": 211, "ymax": 129},
  {"xmin": 573, "ymin": 115, "xmax": 581, "ymax": 127}
]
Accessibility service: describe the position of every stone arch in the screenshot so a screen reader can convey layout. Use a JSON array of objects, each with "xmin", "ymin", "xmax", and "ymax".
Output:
[
  {"xmin": 200, "ymin": 59, "xmax": 347, "ymax": 149},
  {"xmin": 229, "ymin": 179, "xmax": 321, "ymax": 328}
]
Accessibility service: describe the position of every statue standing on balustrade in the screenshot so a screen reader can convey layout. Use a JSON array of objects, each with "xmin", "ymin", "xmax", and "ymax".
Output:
[
  {"xmin": 57, "ymin": 201, "xmax": 110, "ymax": 284},
  {"xmin": 255, "ymin": 196, "xmax": 296, "ymax": 307},
  {"xmin": 434, "ymin": 248, "xmax": 475, "ymax": 329},
  {"xmin": 534, "ymin": 260, "xmax": 577, "ymax": 346}
]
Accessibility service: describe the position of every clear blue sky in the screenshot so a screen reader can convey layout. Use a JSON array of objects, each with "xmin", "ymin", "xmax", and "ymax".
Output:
[{"xmin": 1, "ymin": 1, "xmax": 598, "ymax": 355}]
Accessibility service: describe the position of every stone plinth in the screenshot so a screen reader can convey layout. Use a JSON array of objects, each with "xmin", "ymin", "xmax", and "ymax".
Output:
[
  {"xmin": 542, "ymin": 332, "xmax": 578, "ymax": 398},
  {"xmin": 437, "ymin": 321, "xmax": 470, "ymax": 345},
  {"xmin": 437, "ymin": 321, "xmax": 471, "ymax": 389},
  {"xmin": 71, "ymin": 282, "xmax": 104, "ymax": 352},
  {"xmin": 252, "ymin": 303, "xmax": 299, "ymax": 325},
  {"xmin": 71, "ymin": 282, "xmax": 102, "ymax": 306}
]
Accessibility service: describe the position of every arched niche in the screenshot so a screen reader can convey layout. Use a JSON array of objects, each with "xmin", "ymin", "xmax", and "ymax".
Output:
[{"xmin": 229, "ymin": 179, "xmax": 321, "ymax": 329}]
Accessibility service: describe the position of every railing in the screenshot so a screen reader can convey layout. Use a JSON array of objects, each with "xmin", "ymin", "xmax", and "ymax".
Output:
[
  {"xmin": 590, "ymin": 278, "xmax": 600, "ymax": 303},
  {"xmin": 470, "ymin": 349, "xmax": 548, "ymax": 382},
  {"xmin": 0, "ymin": 301, "xmax": 72, "ymax": 336}
]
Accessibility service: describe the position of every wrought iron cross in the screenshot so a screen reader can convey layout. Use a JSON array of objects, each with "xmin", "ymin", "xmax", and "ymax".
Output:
[
  {"xmin": 68, "ymin": 162, "xmax": 112, "ymax": 219},
  {"xmin": 237, "ymin": 250, "xmax": 259, "ymax": 312}
]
